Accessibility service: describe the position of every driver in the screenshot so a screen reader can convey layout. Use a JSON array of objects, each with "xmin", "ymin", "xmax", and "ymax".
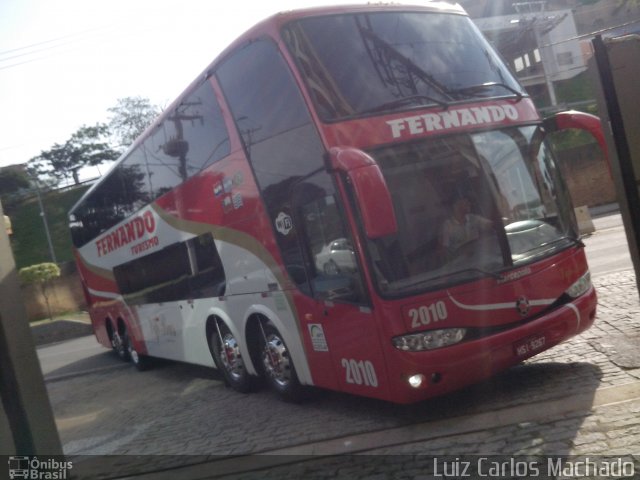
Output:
[{"xmin": 441, "ymin": 194, "xmax": 493, "ymax": 257}]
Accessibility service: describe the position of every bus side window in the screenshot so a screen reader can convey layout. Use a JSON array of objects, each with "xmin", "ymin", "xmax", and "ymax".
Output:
[
  {"xmin": 294, "ymin": 177, "xmax": 367, "ymax": 304},
  {"xmin": 113, "ymin": 232, "xmax": 226, "ymax": 304},
  {"xmin": 146, "ymin": 81, "xmax": 230, "ymax": 198},
  {"xmin": 216, "ymin": 38, "xmax": 327, "ymax": 296}
]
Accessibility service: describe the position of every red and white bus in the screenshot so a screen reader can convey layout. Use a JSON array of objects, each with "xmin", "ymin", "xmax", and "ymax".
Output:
[{"xmin": 69, "ymin": 2, "xmax": 604, "ymax": 404}]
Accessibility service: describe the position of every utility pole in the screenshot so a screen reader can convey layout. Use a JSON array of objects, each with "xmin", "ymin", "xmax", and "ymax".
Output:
[
  {"xmin": 33, "ymin": 179, "xmax": 58, "ymax": 264},
  {"xmin": 515, "ymin": 1, "xmax": 560, "ymax": 107},
  {"xmin": 534, "ymin": 19, "xmax": 559, "ymax": 106}
]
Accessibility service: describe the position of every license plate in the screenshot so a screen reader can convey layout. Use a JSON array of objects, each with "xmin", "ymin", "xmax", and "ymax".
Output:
[{"xmin": 514, "ymin": 333, "xmax": 547, "ymax": 358}]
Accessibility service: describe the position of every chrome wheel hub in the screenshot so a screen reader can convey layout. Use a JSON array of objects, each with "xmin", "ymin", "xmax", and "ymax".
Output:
[
  {"xmin": 219, "ymin": 333, "xmax": 245, "ymax": 381},
  {"xmin": 262, "ymin": 334, "xmax": 292, "ymax": 388},
  {"xmin": 112, "ymin": 332, "xmax": 123, "ymax": 350}
]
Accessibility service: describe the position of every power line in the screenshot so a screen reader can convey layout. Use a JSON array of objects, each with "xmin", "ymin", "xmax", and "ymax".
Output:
[
  {"xmin": 0, "ymin": 23, "xmax": 125, "ymax": 71},
  {"xmin": 0, "ymin": 37, "xmax": 85, "ymax": 63},
  {"xmin": 0, "ymin": 27, "xmax": 109, "ymax": 58},
  {"xmin": 0, "ymin": 42, "xmax": 89, "ymax": 71},
  {"xmin": 539, "ymin": 18, "xmax": 640, "ymax": 47}
]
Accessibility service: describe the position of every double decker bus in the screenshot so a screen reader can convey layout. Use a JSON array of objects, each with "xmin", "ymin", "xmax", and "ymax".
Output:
[{"xmin": 69, "ymin": 2, "xmax": 604, "ymax": 404}]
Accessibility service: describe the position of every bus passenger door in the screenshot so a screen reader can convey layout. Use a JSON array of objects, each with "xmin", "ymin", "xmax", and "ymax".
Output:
[{"xmin": 293, "ymin": 176, "xmax": 390, "ymax": 399}]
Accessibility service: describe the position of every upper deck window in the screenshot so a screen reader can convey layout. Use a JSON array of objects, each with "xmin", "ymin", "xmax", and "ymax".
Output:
[
  {"xmin": 69, "ymin": 80, "xmax": 230, "ymax": 248},
  {"xmin": 283, "ymin": 11, "xmax": 523, "ymax": 121}
]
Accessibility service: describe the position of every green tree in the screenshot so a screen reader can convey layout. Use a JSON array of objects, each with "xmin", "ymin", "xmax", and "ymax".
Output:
[
  {"xmin": 0, "ymin": 166, "xmax": 31, "ymax": 207},
  {"xmin": 30, "ymin": 123, "xmax": 119, "ymax": 186},
  {"xmin": 0, "ymin": 166, "xmax": 30, "ymax": 194},
  {"xmin": 19, "ymin": 262, "xmax": 61, "ymax": 321},
  {"xmin": 108, "ymin": 96, "xmax": 161, "ymax": 149}
]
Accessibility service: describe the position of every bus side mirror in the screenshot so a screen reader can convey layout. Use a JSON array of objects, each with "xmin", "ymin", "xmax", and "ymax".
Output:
[
  {"xmin": 544, "ymin": 110, "xmax": 610, "ymax": 171},
  {"xmin": 329, "ymin": 147, "xmax": 398, "ymax": 239}
]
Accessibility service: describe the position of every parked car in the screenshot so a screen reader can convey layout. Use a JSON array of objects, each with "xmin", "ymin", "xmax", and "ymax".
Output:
[{"xmin": 315, "ymin": 238, "xmax": 357, "ymax": 275}]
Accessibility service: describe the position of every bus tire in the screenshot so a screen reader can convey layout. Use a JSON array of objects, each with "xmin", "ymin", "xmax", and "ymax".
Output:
[
  {"xmin": 259, "ymin": 322, "xmax": 306, "ymax": 402},
  {"xmin": 111, "ymin": 323, "xmax": 129, "ymax": 361},
  {"xmin": 210, "ymin": 320, "xmax": 256, "ymax": 393},
  {"xmin": 128, "ymin": 340, "xmax": 152, "ymax": 371}
]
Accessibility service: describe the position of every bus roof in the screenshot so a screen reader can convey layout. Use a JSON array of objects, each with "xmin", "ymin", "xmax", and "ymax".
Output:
[
  {"xmin": 265, "ymin": 1, "xmax": 466, "ymax": 24},
  {"xmin": 218, "ymin": 2, "xmax": 467, "ymax": 60},
  {"xmin": 280, "ymin": 1, "xmax": 465, "ymax": 21},
  {"xmin": 70, "ymin": 1, "xmax": 467, "ymax": 217}
]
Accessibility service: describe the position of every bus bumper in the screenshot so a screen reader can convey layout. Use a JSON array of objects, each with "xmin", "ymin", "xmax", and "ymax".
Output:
[{"xmin": 388, "ymin": 287, "xmax": 597, "ymax": 404}]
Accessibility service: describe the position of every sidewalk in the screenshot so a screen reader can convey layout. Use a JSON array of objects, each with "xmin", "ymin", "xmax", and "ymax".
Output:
[
  {"xmin": 30, "ymin": 312, "xmax": 92, "ymax": 346},
  {"xmin": 589, "ymin": 202, "xmax": 620, "ymax": 218}
]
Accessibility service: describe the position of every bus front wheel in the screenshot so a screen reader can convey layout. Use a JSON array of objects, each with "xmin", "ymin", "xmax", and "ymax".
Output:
[{"xmin": 258, "ymin": 323, "xmax": 306, "ymax": 402}]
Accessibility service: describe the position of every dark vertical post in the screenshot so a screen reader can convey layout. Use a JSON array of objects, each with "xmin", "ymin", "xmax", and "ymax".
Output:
[
  {"xmin": 592, "ymin": 35, "xmax": 640, "ymax": 296},
  {"xmin": 0, "ymin": 199, "xmax": 62, "ymax": 454}
]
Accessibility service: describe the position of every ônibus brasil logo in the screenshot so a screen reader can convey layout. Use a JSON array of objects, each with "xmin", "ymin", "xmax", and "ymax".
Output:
[{"xmin": 7, "ymin": 456, "xmax": 73, "ymax": 479}]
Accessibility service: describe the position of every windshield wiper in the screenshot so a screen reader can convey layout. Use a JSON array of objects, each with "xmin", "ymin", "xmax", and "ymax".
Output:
[
  {"xmin": 361, "ymin": 95, "xmax": 450, "ymax": 115},
  {"xmin": 401, "ymin": 266, "xmax": 503, "ymax": 291},
  {"xmin": 438, "ymin": 267, "xmax": 503, "ymax": 281},
  {"xmin": 447, "ymin": 82, "xmax": 524, "ymax": 102}
]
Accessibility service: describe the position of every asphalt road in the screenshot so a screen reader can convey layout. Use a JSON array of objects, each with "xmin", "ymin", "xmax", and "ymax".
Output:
[{"xmin": 38, "ymin": 335, "xmax": 119, "ymax": 379}]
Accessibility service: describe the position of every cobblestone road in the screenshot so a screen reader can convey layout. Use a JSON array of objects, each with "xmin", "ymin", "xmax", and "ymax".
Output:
[{"xmin": 47, "ymin": 271, "xmax": 640, "ymax": 479}]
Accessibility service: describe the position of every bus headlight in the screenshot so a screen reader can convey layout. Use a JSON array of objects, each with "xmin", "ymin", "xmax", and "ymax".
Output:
[
  {"xmin": 392, "ymin": 328, "xmax": 467, "ymax": 351},
  {"xmin": 565, "ymin": 271, "xmax": 591, "ymax": 298}
]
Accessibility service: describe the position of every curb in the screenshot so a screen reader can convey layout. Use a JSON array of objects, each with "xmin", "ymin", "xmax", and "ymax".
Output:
[{"xmin": 30, "ymin": 318, "xmax": 93, "ymax": 346}]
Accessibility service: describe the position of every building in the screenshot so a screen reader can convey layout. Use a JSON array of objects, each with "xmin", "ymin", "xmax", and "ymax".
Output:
[
  {"xmin": 458, "ymin": 0, "xmax": 632, "ymax": 208},
  {"xmin": 459, "ymin": 0, "xmax": 640, "ymax": 109}
]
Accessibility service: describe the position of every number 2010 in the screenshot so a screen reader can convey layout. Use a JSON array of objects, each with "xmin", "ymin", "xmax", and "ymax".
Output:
[
  {"xmin": 341, "ymin": 358, "xmax": 378, "ymax": 387},
  {"xmin": 409, "ymin": 301, "xmax": 448, "ymax": 328}
]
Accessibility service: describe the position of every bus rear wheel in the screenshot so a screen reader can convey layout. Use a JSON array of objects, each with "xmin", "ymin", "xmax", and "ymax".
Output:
[
  {"xmin": 210, "ymin": 320, "xmax": 256, "ymax": 393},
  {"xmin": 111, "ymin": 324, "xmax": 129, "ymax": 361},
  {"xmin": 258, "ymin": 323, "xmax": 306, "ymax": 402},
  {"xmin": 127, "ymin": 340, "xmax": 152, "ymax": 371}
]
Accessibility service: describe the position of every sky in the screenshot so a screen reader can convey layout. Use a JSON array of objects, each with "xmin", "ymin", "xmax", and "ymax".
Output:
[{"xmin": 0, "ymin": 0, "xmax": 365, "ymax": 172}]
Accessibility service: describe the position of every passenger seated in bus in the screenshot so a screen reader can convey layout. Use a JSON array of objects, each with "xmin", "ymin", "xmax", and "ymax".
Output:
[{"xmin": 440, "ymin": 193, "xmax": 493, "ymax": 258}]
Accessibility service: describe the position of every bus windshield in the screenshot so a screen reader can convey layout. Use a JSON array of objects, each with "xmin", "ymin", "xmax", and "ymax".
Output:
[
  {"xmin": 365, "ymin": 126, "xmax": 577, "ymax": 296},
  {"xmin": 283, "ymin": 11, "xmax": 523, "ymax": 120}
]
